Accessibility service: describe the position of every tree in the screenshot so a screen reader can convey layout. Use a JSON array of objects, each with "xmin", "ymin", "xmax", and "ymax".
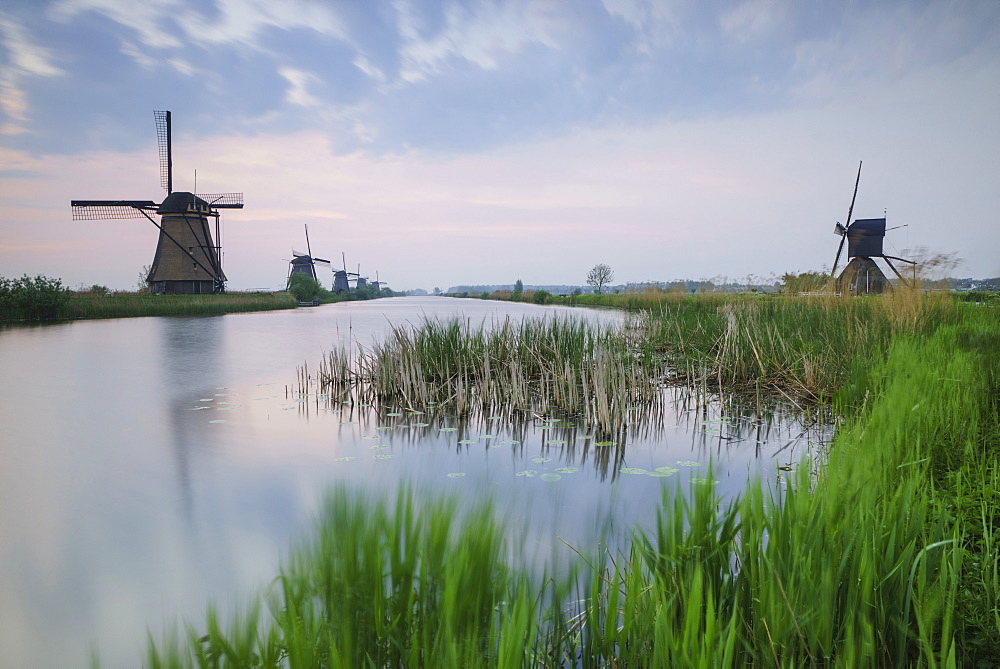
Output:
[
  {"xmin": 287, "ymin": 273, "xmax": 323, "ymax": 302},
  {"xmin": 586, "ymin": 263, "xmax": 614, "ymax": 294},
  {"xmin": 512, "ymin": 279, "xmax": 523, "ymax": 300}
]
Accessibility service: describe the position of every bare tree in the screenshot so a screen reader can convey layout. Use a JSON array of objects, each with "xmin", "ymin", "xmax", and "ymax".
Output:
[{"xmin": 586, "ymin": 263, "xmax": 614, "ymax": 294}]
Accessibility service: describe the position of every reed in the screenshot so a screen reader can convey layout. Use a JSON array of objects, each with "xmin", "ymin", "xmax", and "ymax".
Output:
[{"xmin": 314, "ymin": 316, "xmax": 657, "ymax": 432}]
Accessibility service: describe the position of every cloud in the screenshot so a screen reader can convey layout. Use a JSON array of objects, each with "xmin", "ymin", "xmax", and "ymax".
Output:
[
  {"xmin": 0, "ymin": 11, "xmax": 64, "ymax": 133},
  {"xmin": 279, "ymin": 67, "xmax": 321, "ymax": 107}
]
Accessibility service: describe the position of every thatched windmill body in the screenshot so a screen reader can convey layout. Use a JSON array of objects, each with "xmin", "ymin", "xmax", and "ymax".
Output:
[
  {"xmin": 830, "ymin": 162, "xmax": 914, "ymax": 295},
  {"xmin": 72, "ymin": 111, "xmax": 244, "ymax": 294}
]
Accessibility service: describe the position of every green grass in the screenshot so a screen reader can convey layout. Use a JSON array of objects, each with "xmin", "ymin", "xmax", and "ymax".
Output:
[
  {"xmin": 141, "ymin": 299, "xmax": 1000, "ymax": 667},
  {"xmin": 61, "ymin": 292, "xmax": 298, "ymax": 319}
]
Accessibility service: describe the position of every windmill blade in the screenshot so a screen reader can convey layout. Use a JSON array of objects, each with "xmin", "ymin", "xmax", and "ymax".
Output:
[
  {"xmin": 72, "ymin": 200, "xmax": 158, "ymax": 220},
  {"xmin": 195, "ymin": 193, "xmax": 243, "ymax": 208},
  {"xmin": 313, "ymin": 258, "xmax": 331, "ymax": 265},
  {"xmin": 830, "ymin": 234, "xmax": 847, "ymax": 279},
  {"xmin": 844, "ymin": 160, "xmax": 862, "ymax": 230},
  {"xmin": 304, "ymin": 223, "xmax": 313, "ymax": 259},
  {"xmin": 154, "ymin": 110, "xmax": 172, "ymax": 194}
]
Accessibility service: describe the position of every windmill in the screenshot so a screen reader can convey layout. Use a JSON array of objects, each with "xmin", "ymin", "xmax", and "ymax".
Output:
[
  {"xmin": 355, "ymin": 264, "xmax": 368, "ymax": 289},
  {"xmin": 830, "ymin": 161, "xmax": 915, "ymax": 295},
  {"xmin": 332, "ymin": 253, "xmax": 359, "ymax": 292},
  {"xmin": 287, "ymin": 224, "xmax": 331, "ymax": 286},
  {"xmin": 71, "ymin": 111, "xmax": 244, "ymax": 294}
]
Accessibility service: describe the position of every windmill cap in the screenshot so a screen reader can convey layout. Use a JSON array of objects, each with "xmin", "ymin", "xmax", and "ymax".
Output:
[{"xmin": 157, "ymin": 191, "xmax": 211, "ymax": 215}]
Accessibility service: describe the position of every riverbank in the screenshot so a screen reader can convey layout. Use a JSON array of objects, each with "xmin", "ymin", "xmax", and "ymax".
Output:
[{"xmin": 141, "ymin": 294, "xmax": 999, "ymax": 666}]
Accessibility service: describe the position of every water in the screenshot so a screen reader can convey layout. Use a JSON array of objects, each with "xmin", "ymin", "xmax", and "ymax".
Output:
[{"xmin": 0, "ymin": 297, "xmax": 830, "ymax": 666}]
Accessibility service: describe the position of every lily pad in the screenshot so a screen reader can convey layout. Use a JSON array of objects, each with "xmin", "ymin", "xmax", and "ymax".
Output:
[
  {"xmin": 515, "ymin": 470, "xmax": 538, "ymax": 477},
  {"xmin": 655, "ymin": 466, "xmax": 680, "ymax": 475},
  {"xmin": 547, "ymin": 439, "xmax": 567, "ymax": 445},
  {"xmin": 209, "ymin": 419, "xmax": 227, "ymax": 424},
  {"xmin": 480, "ymin": 434, "xmax": 496, "ymax": 439},
  {"xmin": 531, "ymin": 457, "xmax": 552, "ymax": 463},
  {"xmin": 385, "ymin": 413, "xmax": 403, "ymax": 417},
  {"xmin": 369, "ymin": 445, "xmax": 388, "ymax": 450},
  {"xmin": 690, "ymin": 478, "xmax": 718, "ymax": 485},
  {"xmin": 413, "ymin": 422, "xmax": 430, "ymax": 427},
  {"xmin": 554, "ymin": 467, "xmax": 579, "ymax": 474},
  {"xmin": 458, "ymin": 439, "xmax": 477, "ymax": 445},
  {"xmin": 677, "ymin": 460, "xmax": 701, "ymax": 467},
  {"xmin": 540, "ymin": 473, "xmax": 562, "ymax": 482},
  {"xmin": 335, "ymin": 456, "xmax": 356, "ymax": 462},
  {"xmin": 500, "ymin": 439, "xmax": 520, "ymax": 445},
  {"xmin": 447, "ymin": 473, "xmax": 466, "ymax": 478},
  {"xmin": 620, "ymin": 467, "xmax": 649, "ymax": 475},
  {"xmin": 439, "ymin": 427, "xmax": 458, "ymax": 432},
  {"xmin": 373, "ymin": 454, "xmax": 392, "ymax": 460},
  {"xmin": 362, "ymin": 435, "xmax": 380, "ymax": 440},
  {"xmin": 594, "ymin": 441, "xmax": 618, "ymax": 447},
  {"xmin": 340, "ymin": 421, "xmax": 356, "ymax": 425}
]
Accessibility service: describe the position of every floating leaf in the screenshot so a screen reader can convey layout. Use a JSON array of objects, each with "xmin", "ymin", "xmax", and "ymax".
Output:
[
  {"xmin": 385, "ymin": 413, "xmax": 403, "ymax": 417},
  {"xmin": 340, "ymin": 421, "xmax": 356, "ymax": 425},
  {"xmin": 373, "ymin": 454, "xmax": 392, "ymax": 460},
  {"xmin": 191, "ymin": 406, "xmax": 211, "ymax": 411},
  {"xmin": 362, "ymin": 435, "xmax": 380, "ymax": 440},
  {"xmin": 480, "ymin": 435, "xmax": 496, "ymax": 439},
  {"xmin": 554, "ymin": 467, "xmax": 579, "ymax": 474},
  {"xmin": 447, "ymin": 473, "xmax": 466, "ymax": 478},
  {"xmin": 691, "ymin": 478, "xmax": 718, "ymax": 485},
  {"xmin": 413, "ymin": 422, "xmax": 430, "ymax": 427},
  {"xmin": 655, "ymin": 466, "xmax": 680, "ymax": 475},
  {"xmin": 440, "ymin": 427, "xmax": 458, "ymax": 432},
  {"xmin": 500, "ymin": 440, "xmax": 520, "ymax": 445},
  {"xmin": 209, "ymin": 419, "xmax": 227, "ymax": 424},
  {"xmin": 409, "ymin": 411, "xmax": 425, "ymax": 415},
  {"xmin": 369, "ymin": 445, "xmax": 388, "ymax": 450},
  {"xmin": 547, "ymin": 439, "xmax": 567, "ymax": 445},
  {"xmin": 376, "ymin": 426, "xmax": 393, "ymax": 431},
  {"xmin": 198, "ymin": 398, "xmax": 214, "ymax": 402},
  {"xmin": 677, "ymin": 460, "xmax": 701, "ymax": 467},
  {"xmin": 531, "ymin": 457, "xmax": 552, "ymax": 463},
  {"xmin": 540, "ymin": 473, "xmax": 562, "ymax": 482},
  {"xmin": 515, "ymin": 470, "xmax": 538, "ymax": 477},
  {"xmin": 458, "ymin": 439, "xmax": 476, "ymax": 445},
  {"xmin": 335, "ymin": 457, "xmax": 356, "ymax": 462},
  {"xmin": 594, "ymin": 441, "xmax": 618, "ymax": 447},
  {"xmin": 487, "ymin": 416, "xmax": 501, "ymax": 421},
  {"xmin": 648, "ymin": 472, "xmax": 671, "ymax": 477},
  {"xmin": 620, "ymin": 467, "xmax": 649, "ymax": 475}
]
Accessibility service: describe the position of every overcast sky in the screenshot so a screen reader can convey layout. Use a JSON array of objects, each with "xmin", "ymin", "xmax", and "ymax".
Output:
[{"xmin": 1, "ymin": 0, "xmax": 997, "ymax": 292}]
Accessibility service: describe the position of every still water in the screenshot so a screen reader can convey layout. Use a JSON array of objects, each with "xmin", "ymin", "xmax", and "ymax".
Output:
[{"xmin": 0, "ymin": 297, "xmax": 830, "ymax": 666}]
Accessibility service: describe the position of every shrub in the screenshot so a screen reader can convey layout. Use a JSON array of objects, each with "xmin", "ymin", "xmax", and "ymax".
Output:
[
  {"xmin": 287, "ymin": 273, "xmax": 323, "ymax": 303},
  {"xmin": 532, "ymin": 290, "xmax": 551, "ymax": 304},
  {"xmin": 0, "ymin": 274, "xmax": 72, "ymax": 320}
]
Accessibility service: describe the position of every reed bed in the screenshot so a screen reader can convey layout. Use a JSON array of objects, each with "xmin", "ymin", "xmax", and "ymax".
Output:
[
  {"xmin": 313, "ymin": 316, "xmax": 658, "ymax": 433},
  {"xmin": 63, "ymin": 292, "xmax": 297, "ymax": 319},
  {"xmin": 143, "ymin": 305, "xmax": 1000, "ymax": 667}
]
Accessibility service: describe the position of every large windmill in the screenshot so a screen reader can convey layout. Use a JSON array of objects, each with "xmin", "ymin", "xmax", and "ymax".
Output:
[
  {"xmin": 71, "ymin": 111, "xmax": 244, "ymax": 294},
  {"xmin": 287, "ymin": 224, "xmax": 331, "ymax": 286},
  {"xmin": 830, "ymin": 161, "xmax": 914, "ymax": 295}
]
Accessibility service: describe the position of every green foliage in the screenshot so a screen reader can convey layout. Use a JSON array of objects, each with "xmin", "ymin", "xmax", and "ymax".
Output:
[
  {"xmin": 513, "ymin": 279, "xmax": 524, "ymax": 298},
  {"xmin": 532, "ymin": 290, "xmax": 551, "ymax": 304},
  {"xmin": 0, "ymin": 274, "xmax": 72, "ymax": 320},
  {"xmin": 63, "ymin": 292, "xmax": 297, "ymax": 319},
  {"xmin": 287, "ymin": 272, "xmax": 324, "ymax": 302},
  {"xmin": 89, "ymin": 284, "xmax": 110, "ymax": 296}
]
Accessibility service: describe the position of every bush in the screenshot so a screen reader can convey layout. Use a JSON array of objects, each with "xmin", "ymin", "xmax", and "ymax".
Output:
[
  {"xmin": 532, "ymin": 290, "xmax": 551, "ymax": 304},
  {"xmin": 0, "ymin": 274, "xmax": 72, "ymax": 320},
  {"xmin": 287, "ymin": 273, "xmax": 323, "ymax": 303}
]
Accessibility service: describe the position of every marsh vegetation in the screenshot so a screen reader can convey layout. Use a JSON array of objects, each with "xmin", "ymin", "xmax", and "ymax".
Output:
[{"xmin": 139, "ymin": 292, "xmax": 999, "ymax": 666}]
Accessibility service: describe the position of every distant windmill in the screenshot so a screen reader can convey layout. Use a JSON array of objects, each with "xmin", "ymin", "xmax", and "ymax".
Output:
[
  {"xmin": 71, "ymin": 111, "xmax": 244, "ymax": 294},
  {"xmin": 371, "ymin": 270, "xmax": 383, "ymax": 292},
  {"xmin": 287, "ymin": 224, "xmax": 331, "ymax": 286},
  {"xmin": 355, "ymin": 264, "xmax": 368, "ymax": 289},
  {"xmin": 830, "ymin": 161, "xmax": 915, "ymax": 295},
  {"xmin": 332, "ymin": 253, "xmax": 359, "ymax": 292}
]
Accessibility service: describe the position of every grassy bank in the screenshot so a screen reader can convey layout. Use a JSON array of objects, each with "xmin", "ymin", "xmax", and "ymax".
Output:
[
  {"xmin": 62, "ymin": 292, "xmax": 298, "ymax": 319},
  {"xmin": 141, "ymin": 297, "xmax": 999, "ymax": 666}
]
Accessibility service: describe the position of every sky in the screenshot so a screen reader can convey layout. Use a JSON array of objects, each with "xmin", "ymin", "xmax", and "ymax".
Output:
[{"xmin": 1, "ymin": 0, "xmax": 998, "ymax": 292}]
